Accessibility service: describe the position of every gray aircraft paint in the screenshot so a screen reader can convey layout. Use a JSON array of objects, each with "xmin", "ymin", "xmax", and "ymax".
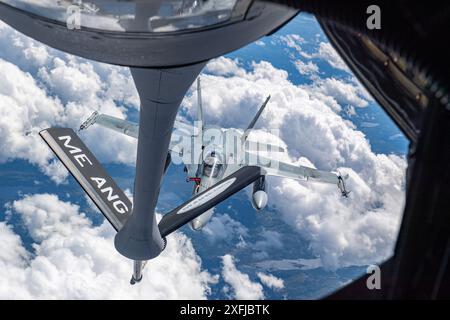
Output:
[
  {"xmin": 113, "ymin": 63, "xmax": 206, "ymax": 261},
  {"xmin": 0, "ymin": 2, "xmax": 298, "ymax": 67},
  {"xmin": 158, "ymin": 166, "xmax": 262, "ymax": 237},
  {"xmin": 178, "ymin": 178, "xmax": 237, "ymax": 214}
]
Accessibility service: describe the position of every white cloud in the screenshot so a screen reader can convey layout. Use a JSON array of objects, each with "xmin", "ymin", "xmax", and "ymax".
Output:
[
  {"xmin": 0, "ymin": 22, "xmax": 139, "ymax": 183},
  {"xmin": 184, "ymin": 58, "xmax": 406, "ymax": 270},
  {"xmin": 253, "ymin": 230, "xmax": 283, "ymax": 252},
  {"xmin": 278, "ymin": 35, "xmax": 349, "ymax": 76},
  {"xmin": 202, "ymin": 213, "xmax": 248, "ymax": 244},
  {"xmin": 248, "ymin": 228, "xmax": 284, "ymax": 260},
  {"xmin": 0, "ymin": 21, "xmax": 50, "ymax": 72},
  {"xmin": 256, "ymin": 272, "xmax": 284, "ymax": 290},
  {"xmin": 360, "ymin": 122, "xmax": 380, "ymax": 128},
  {"xmin": 306, "ymin": 77, "xmax": 370, "ymax": 109},
  {"xmin": 278, "ymin": 34, "xmax": 311, "ymax": 59},
  {"xmin": 221, "ymin": 254, "xmax": 264, "ymax": 300},
  {"xmin": 314, "ymin": 42, "xmax": 350, "ymax": 72},
  {"xmin": 278, "ymin": 34, "xmax": 351, "ymax": 80},
  {"xmin": 389, "ymin": 133, "xmax": 404, "ymax": 140},
  {"xmin": 183, "ymin": 59, "xmax": 290, "ymax": 129},
  {"xmin": 294, "ymin": 60, "xmax": 319, "ymax": 76},
  {"xmin": 0, "ymin": 59, "xmax": 68, "ymax": 184},
  {"xmin": 0, "ymin": 193, "xmax": 216, "ymax": 299},
  {"xmin": 38, "ymin": 57, "xmax": 103, "ymax": 104},
  {"xmin": 204, "ymin": 57, "xmax": 245, "ymax": 77}
]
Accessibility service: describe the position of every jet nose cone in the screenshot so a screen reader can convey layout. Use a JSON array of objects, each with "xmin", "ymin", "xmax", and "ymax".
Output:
[{"xmin": 252, "ymin": 191, "xmax": 268, "ymax": 211}]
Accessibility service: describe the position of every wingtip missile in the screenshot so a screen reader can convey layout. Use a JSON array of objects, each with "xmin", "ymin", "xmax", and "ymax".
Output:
[
  {"xmin": 337, "ymin": 173, "xmax": 350, "ymax": 198},
  {"xmin": 78, "ymin": 111, "xmax": 99, "ymax": 132}
]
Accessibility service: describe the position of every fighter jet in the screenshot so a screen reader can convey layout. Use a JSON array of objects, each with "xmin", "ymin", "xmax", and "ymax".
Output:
[{"xmin": 77, "ymin": 78, "xmax": 350, "ymax": 231}]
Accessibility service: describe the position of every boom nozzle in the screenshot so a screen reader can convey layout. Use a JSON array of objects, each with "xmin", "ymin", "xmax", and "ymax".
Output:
[{"xmin": 130, "ymin": 260, "xmax": 145, "ymax": 285}]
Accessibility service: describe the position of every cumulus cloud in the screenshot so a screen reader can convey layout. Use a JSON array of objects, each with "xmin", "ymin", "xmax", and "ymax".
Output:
[
  {"xmin": 246, "ymin": 228, "xmax": 285, "ymax": 260},
  {"xmin": 183, "ymin": 57, "xmax": 406, "ymax": 269},
  {"xmin": 277, "ymin": 34, "xmax": 349, "ymax": 76},
  {"xmin": 306, "ymin": 77, "xmax": 371, "ymax": 109},
  {"xmin": 269, "ymin": 165, "xmax": 405, "ymax": 269},
  {"xmin": 202, "ymin": 213, "xmax": 248, "ymax": 244},
  {"xmin": 0, "ymin": 22, "xmax": 139, "ymax": 183},
  {"xmin": 314, "ymin": 42, "xmax": 350, "ymax": 72},
  {"xmin": 256, "ymin": 272, "xmax": 284, "ymax": 290},
  {"xmin": 221, "ymin": 254, "xmax": 264, "ymax": 300},
  {"xmin": 294, "ymin": 60, "xmax": 319, "ymax": 76},
  {"xmin": 0, "ymin": 193, "xmax": 216, "ymax": 299},
  {"xmin": 360, "ymin": 122, "xmax": 380, "ymax": 128},
  {"xmin": 277, "ymin": 34, "xmax": 311, "ymax": 59},
  {"xmin": 277, "ymin": 34, "xmax": 321, "ymax": 79},
  {"xmin": 204, "ymin": 57, "xmax": 245, "ymax": 77},
  {"xmin": 183, "ymin": 59, "xmax": 290, "ymax": 129},
  {"xmin": 0, "ymin": 59, "xmax": 68, "ymax": 183},
  {"xmin": 253, "ymin": 230, "xmax": 283, "ymax": 252}
]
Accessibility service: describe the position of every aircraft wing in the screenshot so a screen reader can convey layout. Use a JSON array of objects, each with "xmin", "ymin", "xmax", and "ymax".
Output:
[
  {"xmin": 243, "ymin": 151, "xmax": 340, "ymax": 185},
  {"xmin": 79, "ymin": 112, "xmax": 195, "ymax": 153},
  {"xmin": 82, "ymin": 113, "xmax": 139, "ymax": 138}
]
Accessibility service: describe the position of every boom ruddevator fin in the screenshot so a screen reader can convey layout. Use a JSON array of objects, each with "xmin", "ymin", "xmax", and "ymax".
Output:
[
  {"xmin": 158, "ymin": 166, "xmax": 262, "ymax": 237},
  {"xmin": 40, "ymin": 127, "xmax": 132, "ymax": 231}
]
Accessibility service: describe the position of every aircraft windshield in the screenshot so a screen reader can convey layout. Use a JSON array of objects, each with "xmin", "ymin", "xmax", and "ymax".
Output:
[
  {"xmin": 2, "ymin": 0, "xmax": 238, "ymax": 32},
  {"xmin": 202, "ymin": 155, "xmax": 223, "ymax": 178}
]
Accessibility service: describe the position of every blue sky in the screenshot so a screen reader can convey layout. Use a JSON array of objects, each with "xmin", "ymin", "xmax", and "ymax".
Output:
[{"xmin": 0, "ymin": 13, "xmax": 407, "ymax": 299}]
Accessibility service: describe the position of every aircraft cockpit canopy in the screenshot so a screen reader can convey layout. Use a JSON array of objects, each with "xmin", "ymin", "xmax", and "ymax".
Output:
[{"xmin": 202, "ymin": 153, "xmax": 223, "ymax": 178}]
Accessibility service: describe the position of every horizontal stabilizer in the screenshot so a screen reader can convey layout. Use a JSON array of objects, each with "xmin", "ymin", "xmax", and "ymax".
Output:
[
  {"xmin": 40, "ymin": 128, "xmax": 132, "ymax": 231},
  {"xmin": 158, "ymin": 166, "xmax": 262, "ymax": 237}
]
